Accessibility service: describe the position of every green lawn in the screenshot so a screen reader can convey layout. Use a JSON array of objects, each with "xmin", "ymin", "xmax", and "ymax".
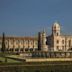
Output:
[
  {"xmin": 6, "ymin": 58, "xmax": 21, "ymax": 63},
  {"xmin": 0, "ymin": 61, "xmax": 72, "ymax": 72},
  {"xmin": 0, "ymin": 52, "xmax": 22, "ymax": 63},
  {"xmin": 0, "ymin": 56, "xmax": 22, "ymax": 63},
  {"xmin": 0, "ymin": 57, "xmax": 5, "ymax": 62}
]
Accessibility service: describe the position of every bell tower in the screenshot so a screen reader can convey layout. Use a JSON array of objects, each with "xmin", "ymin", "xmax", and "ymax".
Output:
[{"xmin": 52, "ymin": 21, "xmax": 61, "ymax": 36}]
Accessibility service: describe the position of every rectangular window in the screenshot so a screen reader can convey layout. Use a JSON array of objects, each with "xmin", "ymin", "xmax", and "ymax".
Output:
[
  {"xmin": 62, "ymin": 40, "xmax": 64, "ymax": 44},
  {"xmin": 69, "ymin": 40, "xmax": 71, "ymax": 47},
  {"xmin": 57, "ymin": 40, "xmax": 59, "ymax": 44}
]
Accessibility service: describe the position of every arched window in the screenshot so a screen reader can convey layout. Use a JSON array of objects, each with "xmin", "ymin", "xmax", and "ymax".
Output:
[
  {"xmin": 15, "ymin": 48, "xmax": 19, "ymax": 51},
  {"xmin": 20, "ymin": 48, "xmax": 23, "ymax": 51},
  {"xmin": 30, "ymin": 48, "xmax": 33, "ymax": 51},
  {"xmin": 20, "ymin": 40, "xmax": 23, "ymax": 44},
  {"xmin": 9, "ymin": 48, "xmax": 13, "ymax": 51},
  {"xmin": 25, "ymin": 48, "xmax": 28, "ymax": 52}
]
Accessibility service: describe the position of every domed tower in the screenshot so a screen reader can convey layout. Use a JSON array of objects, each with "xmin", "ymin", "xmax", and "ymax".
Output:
[
  {"xmin": 52, "ymin": 21, "xmax": 61, "ymax": 36},
  {"xmin": 38, "ymin": 29, "xmax": 48, "ymax": 51}
]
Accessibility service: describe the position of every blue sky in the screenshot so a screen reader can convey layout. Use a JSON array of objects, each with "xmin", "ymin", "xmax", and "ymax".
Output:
[{"xmin": 0, "ymin": 0, "xmax": 72, "ymax": 36}]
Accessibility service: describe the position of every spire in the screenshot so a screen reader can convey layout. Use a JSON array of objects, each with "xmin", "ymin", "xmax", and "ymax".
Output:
[{"xmin": 43, "ymin": 28, "xmax": 46, "ymax": 33}]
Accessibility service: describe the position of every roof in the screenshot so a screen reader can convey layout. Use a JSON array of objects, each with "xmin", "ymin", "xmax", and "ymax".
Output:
[
  {"xmin": 52, "ymin": 21, "xmax": 60, "ymax": 28},
  {"xmin": 0, "ymin": 36, "xmax": 38, "ymax": 40}
]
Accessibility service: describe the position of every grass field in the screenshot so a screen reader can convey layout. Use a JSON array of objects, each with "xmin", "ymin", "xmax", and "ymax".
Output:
[
  {"xmin": 0, "ymin": 53, "xmax": 72, "ymax": 72},
  {"xmin": 0, "ymin": 55, "xmax": 22, "ymax": 63},
  {"xmin": 0, "ymin": 52, "xmax": 23, "ymax": 63},
  {"xmin": 0, "ymin": 56, "xmax": 72, "ymax": 72},
  {"xmin": 0, "ymin": 61, "xmax": 72, "ymax": 72}
]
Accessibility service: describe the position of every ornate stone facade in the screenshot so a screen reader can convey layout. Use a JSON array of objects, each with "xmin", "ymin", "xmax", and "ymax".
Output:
[
  {"xmin": 0, "ymin": 21, "xmax": 72, "ymax": 52},
  {"xmin": 0, "ymin": 36, "xmax": 38, "ymax": 52},
  {"xmin": 47, "ymin": 22, "xmax": 72, "ymax": 51}
]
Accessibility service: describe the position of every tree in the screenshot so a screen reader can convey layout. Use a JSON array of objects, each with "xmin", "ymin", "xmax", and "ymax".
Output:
[
  {"xmin": 38, "ymin": 32, "xmax": 41, "ymax": 51},
  {"xmin": 1, "ymin": 32, "xmax": 6, "ymax": 53}
]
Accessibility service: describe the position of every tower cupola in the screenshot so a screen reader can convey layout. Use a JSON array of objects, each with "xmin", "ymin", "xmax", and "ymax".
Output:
[{"xmin": 52, "ymin": 21, "xmax": 61, "ymax": 36}]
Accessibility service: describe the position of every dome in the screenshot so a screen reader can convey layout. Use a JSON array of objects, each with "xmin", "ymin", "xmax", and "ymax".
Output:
[
  {"xmin": 52, "ymin": 21, "xmax": 60, "ymax": 28},
  {"xmin": 52, "ymin": 21, "xmax": 61, "ymax": 36}
]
